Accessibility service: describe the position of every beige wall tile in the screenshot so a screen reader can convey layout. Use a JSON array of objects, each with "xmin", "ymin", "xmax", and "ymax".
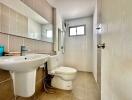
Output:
[
  {"xmin": 0, "ymin": 33, "xmax": 8, "ymax": 52},
  {"xmin": 34, "ymin": 41, "xmax": 40, "ymax": 53},
  {"xmin": 3, "ymin": 36, "xmax": 54, "ymax": 54},
  {"xmin": 24, "ymin": 39, "xmax": 53, "ymax": 54},
  {"xmin": 38, "ymin": 41, "xmax": 53, "ymax": 54},
  {"xmin": 24, "ymin": 38, "xmax": 36, "ymax": 53},
  {"xmin": 9, "ymin": 35, "xmax": 23, "ymax": 52}
]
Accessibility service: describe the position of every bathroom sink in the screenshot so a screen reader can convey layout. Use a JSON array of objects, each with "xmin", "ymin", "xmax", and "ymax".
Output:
[
  {"xmin": 0, "ymin": 54, "xmax": 49, "ymax": 97},
  {"xmin": 0, "ymin": 54, "xmax": 49, "ymax": 72}
]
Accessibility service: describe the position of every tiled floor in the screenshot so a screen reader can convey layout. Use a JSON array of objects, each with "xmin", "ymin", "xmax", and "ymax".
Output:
[{"xmin": 38, "ymin": 72, "xmax": 100, "ymax": 100}]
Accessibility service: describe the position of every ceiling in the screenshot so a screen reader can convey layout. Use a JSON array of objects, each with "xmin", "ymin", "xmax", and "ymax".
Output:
[{"xmin": 47, "ymin": 0, "xmax": 96, "ymax": 20}]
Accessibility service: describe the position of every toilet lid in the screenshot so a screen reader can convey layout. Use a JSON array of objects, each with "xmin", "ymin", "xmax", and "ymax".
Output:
[{"xmin": 55, "ymin": 67, "xmax": 77, "ymax": 74}]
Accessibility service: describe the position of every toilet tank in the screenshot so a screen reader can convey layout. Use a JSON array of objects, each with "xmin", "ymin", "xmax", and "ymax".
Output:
[
  {"xmin": 47, "ymin": 55, "xmax": 59, "ymax": 73},
  {"xmin": 48, "ymin": 52, "xmax": 63, "ymax": 73}
]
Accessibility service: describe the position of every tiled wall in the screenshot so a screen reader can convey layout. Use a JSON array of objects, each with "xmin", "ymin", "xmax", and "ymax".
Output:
[
  {"xmin": 0, "ymin": 32, "xmax": 53, "ymax": 100},
  {"xmin": 0, "ymin": 32, "xmax": 53, "ymax": 53},
  {"xmin": 64, "ymin": 17, "xmax": 93, "ymax": 72}
]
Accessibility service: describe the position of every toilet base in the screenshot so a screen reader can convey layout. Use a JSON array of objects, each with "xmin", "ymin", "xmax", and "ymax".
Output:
[{"xmin": 51, "ymin": 76, "xmax": 72, "ymax": 90}]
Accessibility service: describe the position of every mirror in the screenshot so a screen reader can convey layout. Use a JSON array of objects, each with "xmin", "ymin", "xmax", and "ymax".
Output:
[
  {"xmin": 28, "ymin": 19, "xmax": 53, "ymax": 42},
  {"xmin": 41, "ymin": 24, "xmax": 53, "ymax": 42},
  {"xmin": 0, "ymin": 0, "xmax": 53, "ymax": 43}
]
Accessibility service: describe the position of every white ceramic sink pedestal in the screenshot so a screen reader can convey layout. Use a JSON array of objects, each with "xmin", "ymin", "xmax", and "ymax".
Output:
[{"xmin": 0, "ymin": 54, "xmax": 49, "ymax": 97}]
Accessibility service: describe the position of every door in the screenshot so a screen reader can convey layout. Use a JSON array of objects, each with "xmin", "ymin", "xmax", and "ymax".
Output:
[
  {"xmin": 97, "ymin": 24, "xmax": 105, "ymax": 90},
  {"xmin": 97, "ymin": 24, "xmax": 104, "ymax": 100},
  {"xmin": 97, "ymin": 33, "xmax": 102, "ymax": 89},
  {"xmin": 96, "ymin": 0, "xmax": 102, "ymax": 91}
]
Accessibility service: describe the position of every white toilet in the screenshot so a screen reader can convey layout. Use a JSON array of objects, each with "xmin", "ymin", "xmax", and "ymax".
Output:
[{"xmin": 48, "ymin": 53, "xmax": 77, "ymax": 90}]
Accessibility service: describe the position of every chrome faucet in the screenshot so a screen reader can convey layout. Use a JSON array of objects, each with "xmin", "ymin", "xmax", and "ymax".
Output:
[{"xmin": 20, "ymin": 46, "xmax": 28, "ymax": 56}]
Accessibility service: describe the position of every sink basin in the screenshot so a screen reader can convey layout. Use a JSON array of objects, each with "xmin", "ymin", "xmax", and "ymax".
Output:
[
  {"xmin": 0, "ymin": 54, "xmax": 49, "ymax": 72},
  {"xmin": 0, "ymin": 54, "xmax": 49, "ymax": 97}
]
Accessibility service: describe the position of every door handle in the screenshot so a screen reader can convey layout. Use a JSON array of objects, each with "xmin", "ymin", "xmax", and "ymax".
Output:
[{"xmin": 97, "ymin": 43, "xmax": 105, "ymax": 49}]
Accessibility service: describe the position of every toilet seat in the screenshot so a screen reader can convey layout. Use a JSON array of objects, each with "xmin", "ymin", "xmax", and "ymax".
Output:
[{"xmin": 54, "ymin": 67, "xmax": 77, "ymax": 74}]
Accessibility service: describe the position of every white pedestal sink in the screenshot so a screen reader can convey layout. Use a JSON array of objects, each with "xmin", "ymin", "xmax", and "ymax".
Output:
[{"xmin": 0, "ymin": 54, "xmax": 49, "ymax": 97}]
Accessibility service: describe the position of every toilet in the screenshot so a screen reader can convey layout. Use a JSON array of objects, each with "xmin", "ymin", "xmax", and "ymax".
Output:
[{"xmin": 47, "ymin": 53, "xmax": 77, "ymax": 90}]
